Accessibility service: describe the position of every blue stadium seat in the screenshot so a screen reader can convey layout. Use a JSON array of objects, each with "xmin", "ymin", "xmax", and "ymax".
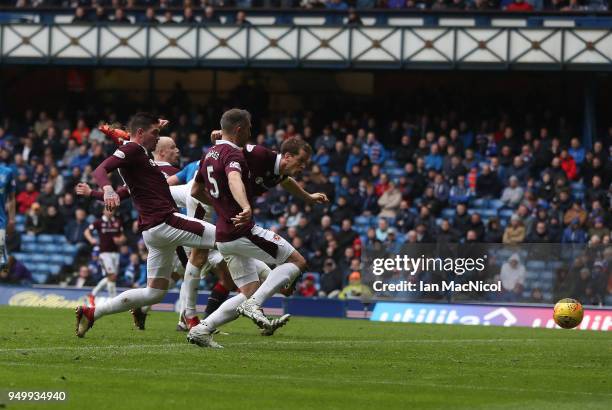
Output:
[
  {"xmin": 63, "ymin": 244, "xmax": 78, "ymax": 255},
  {"xmin": 547, "ymin": 261, "xmax": 564, "ymax": 270},
  {"xmin": 383, "ymin": 159, "xmax": 398, "ymax": 168},
  {"xmin": 49, "ymin": 264, "xmax": 62, "ymax": 275},
  {"xmin": 526, "ymin": 260, "xmax": 546, "ymax": 270},
  {"xmin": 16, "ymin": 223, "xmax": 25, "ymax": 233},
  {"xmin": 21, "ymin": 234, "xmax": 36, "ymax": 243},
  {"xmin": 540, "ymin": 271, "xmax": 554, "ymax": 281},
  {"xmin": 23, "ymin": 261, "xmax": 37, "ymax": 271},
  {"xmin": 31, "ymin": 273, "xmax": 48, "ymax": 284},
  {"xmin": 441, "ymin": 208, "xmax": 455, "ymax": 220},
  {"xmin": 63, "ymin": 255, "xmax": 75, "ymax": 266},
  {"xmin": 21, "ymin": 243, "xmax": 37, "ymax": 253},
  {"xmin": 50, "ymin": 254, "xmax": 66, "ymax": 264},
  {"xmin": 489, "ymin": 199, "xmax": 504, "ymax": 210},
  {"xmin": 12, "ymin": 252, "xmax": 27, "ymax": 261},
  {"xmin": 570, "ymin": 182, "xmax": 585, "ymax": 192},
  {"xmin": 472, "ymin": 198, "xmax": 487, "ymax": 208},
  {"xmin": 481, "ymin": 209, "xmax": 498, "ymax": 218},
  {"xmin": 15, "ymin": 214, "xmax": 26, "ymax": 224},
  {"xmin": 354, "ymin": 215, "xmax": 370, "ymax": 226},
  {"xmin": 31, "ymin": 254, "xmax": 48, "ymax": 262},
  {"xmin": 499, "ymin": 209, "xmax": 514, "ymax": 219},
  {"xmin": 42, "ymin": 244, "xmax": 61, "ymax": 254},
  {"xmin": 38, "ymin": 234, "xmax": 56, "ymax": 243}
]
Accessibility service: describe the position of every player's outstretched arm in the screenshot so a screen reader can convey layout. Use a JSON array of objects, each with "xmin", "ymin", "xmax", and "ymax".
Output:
[
  {"xmin": 93, "ymin": 156, "xmax": 126, "ymax": 212},
  {"xmin": 227, "ymin": 171, "xmax": 252, "ymax": 227},
  {"xmin": 280, "ymin": 177, "xmax": 329, "ymax": 205},
  {"xmin": 76, "ymin": 183, "xmax": 130, "ymax": 202}
]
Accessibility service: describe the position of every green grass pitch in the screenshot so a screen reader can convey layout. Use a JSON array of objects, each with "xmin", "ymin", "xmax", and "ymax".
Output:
[{"xmin": 0, "ymin": 306, "xmax": 610, "ymax": 409}]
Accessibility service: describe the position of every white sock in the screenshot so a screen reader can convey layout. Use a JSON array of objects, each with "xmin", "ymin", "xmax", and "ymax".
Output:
[
  {"xmin": 91, "ymin": 277, "xmax": 108, "ymax": 296},
  {"xmin": 141, "ymin": 305, "xmax": 151, "ymax": 313},
  {"xmin": 106, "ymin": 280, "xmax": 117, "ymax": 297},
  {"xmin": 250, "ymin": 263, "xmax": 300, "ymax": 306},
  {"xmin": 94, "ymin": 287, "xmax": 166, "ymax": 319},
  {"xmin": 183, "ymin": 262, "xmax": 201, "ymax": 318},
  {"xmin": 203, "ymin": 293, "xmax": 246, "ymax": 330}
]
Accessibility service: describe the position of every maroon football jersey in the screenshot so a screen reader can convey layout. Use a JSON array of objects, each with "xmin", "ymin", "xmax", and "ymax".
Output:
[
  {"xmin": 89, "ymin": 216, "xmax": 123, "ymax": 253},
  {"xmin": 93, "ymin": 141, "xmax": 178, "ymax": 231},
  {"xmin": 155, "ymin": 161, "xmax": 180, "ymax": 178},
  {"xmin": 196, "ymin": 140, "xmax": 253, "ymax": 242},
  {"xmin": 244, "ymin": 144, "xmax": 287, "ymax": 196}
]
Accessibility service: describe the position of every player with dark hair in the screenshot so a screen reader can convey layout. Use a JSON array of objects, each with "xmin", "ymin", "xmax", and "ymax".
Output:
[
  {"xmin": 74, "ymin": 112, "xmax": 216, "ymax": 338},
  {"xmin": 187, "ymin": 109, "xmax": 327, "ymax": 347}
]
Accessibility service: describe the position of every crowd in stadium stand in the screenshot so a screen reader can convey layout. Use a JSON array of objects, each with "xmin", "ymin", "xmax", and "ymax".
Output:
[
  {"xmin": 2, "ymin": 0, "xmax": 610, "ymax": 13},
  {"xmin": 0, "ymin": 104, "xmax": 610, "ymax": 305}
]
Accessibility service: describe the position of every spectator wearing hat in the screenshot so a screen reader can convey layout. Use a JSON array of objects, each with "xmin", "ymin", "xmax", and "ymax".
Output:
[
  {"xmin": 562, "ymin": 218, "xmax": 588, "ymax": 244},
  {"xmin": 501, "ymin": 176, "xmax": 524, "ymax": 209},
  {"xmin": 298, "ymin": 274, "xmax": 318, "ymax": 298},
  {"xmin": 338, "ymin": 272, "xmax": 373, "ymax": 300},
  {"xmin": 589, "ymin": 217, "xmax": 610, "ymax": 239},
  {"xmin": 500, "ymin": 253, "xmax": 526, "ymax": 302},
  {"xmin": 319, "ymin": 259, "xmax": 343, "ymax": 298},
  {"xmin": 503, "ymin": 215, "xmax": 526, "ymax": 244}
]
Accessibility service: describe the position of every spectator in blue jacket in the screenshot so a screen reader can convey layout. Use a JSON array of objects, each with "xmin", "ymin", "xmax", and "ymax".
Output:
[
  {"xmin": 425, "ymin": 144, "xmax": 443, "ymax": 171},
  {"xmin": 345, "ymin": 145, "xmax": 364, "ymax": 174},
  {"xmin": 362, "ymin": 132, "xmax": 386, "ymax": 165},
  {"xmin": 449, "ymin": 175, "xmax": 471, "ymax": 205},
  {"xmin": 69, "ymin": 144, "xmax": 91, "ymax": 171},
  {"xmin": 569, "ymin": 137, "xmax": 586, "ymax": 165},
  {"xmin": 561, "ymin": 218, "xmax": 588, "ymax": 244},
  {"xmin": 64, "ymin": 208, "xmax": 89, "ymax": 246},
  {"xmin": 313, "ymin": 145, "xmax": 331, "ymax": 175}
]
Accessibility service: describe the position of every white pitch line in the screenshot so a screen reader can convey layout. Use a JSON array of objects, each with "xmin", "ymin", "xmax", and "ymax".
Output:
[
  {"xmin": 0, "ymin": 338, "xmax": 541, "ymax": 353},
  {"xmin": 3, "ymin": 360, "xmax": 611, "ymax": 398}
]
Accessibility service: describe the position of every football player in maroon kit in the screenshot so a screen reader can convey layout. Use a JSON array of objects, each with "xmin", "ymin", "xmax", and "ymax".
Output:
[
  {"xmin": 201, "ymin": 131, "xmax": 329, "ymax": 335},
  {"xmin": 77, "ymin": 134, "xmax": 210, "ymax": 330},
  {"xmin": 83, "ymin": 208, "xmax": 126, "ymax": 304},
  {"xmin": 187, "ymin": 109, "xmax": 315, "ymax": 348},
  {"xmin": 74, "ymin": 112, "xmax": 216, "ymax": 338}
]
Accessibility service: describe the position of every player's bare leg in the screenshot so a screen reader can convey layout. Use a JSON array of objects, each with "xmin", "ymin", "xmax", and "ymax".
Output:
[{"xmin": 76, "ymin": 278, "xmax": 169, "ymax": 338}]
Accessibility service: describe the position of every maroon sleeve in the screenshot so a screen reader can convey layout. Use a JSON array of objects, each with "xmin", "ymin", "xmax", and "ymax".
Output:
[
  {"xmin": 223, "ymin": 150, "xmax": 244, "ymax": 176},
  {"xmin": 92, "ymin": 146, "xmax": 131, "ymax": 188},
  {"xmin": 91, "ymin": 186, "xmax": 130, "ymax": 202}
]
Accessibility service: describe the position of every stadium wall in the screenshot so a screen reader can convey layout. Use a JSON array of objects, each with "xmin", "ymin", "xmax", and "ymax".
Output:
[{"xmin": 1, "ymin": 284, "xmax": 610, "ymax": 331}]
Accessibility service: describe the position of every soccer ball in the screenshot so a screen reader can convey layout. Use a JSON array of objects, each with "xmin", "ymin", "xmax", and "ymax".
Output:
[{"xmin": 553, "ymin": 298, "xmax": 584, "ymax": 329}]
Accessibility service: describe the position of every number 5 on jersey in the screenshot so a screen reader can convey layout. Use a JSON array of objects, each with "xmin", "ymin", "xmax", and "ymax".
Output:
[{"xmin": 207, "ymin": 165, "xmax": 219, "ymax": 198}]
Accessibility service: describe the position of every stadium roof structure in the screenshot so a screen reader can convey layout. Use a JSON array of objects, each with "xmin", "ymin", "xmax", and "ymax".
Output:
[{"xmin": 0, "ymin": 12, "xmax": 610, "ymax": 70}]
